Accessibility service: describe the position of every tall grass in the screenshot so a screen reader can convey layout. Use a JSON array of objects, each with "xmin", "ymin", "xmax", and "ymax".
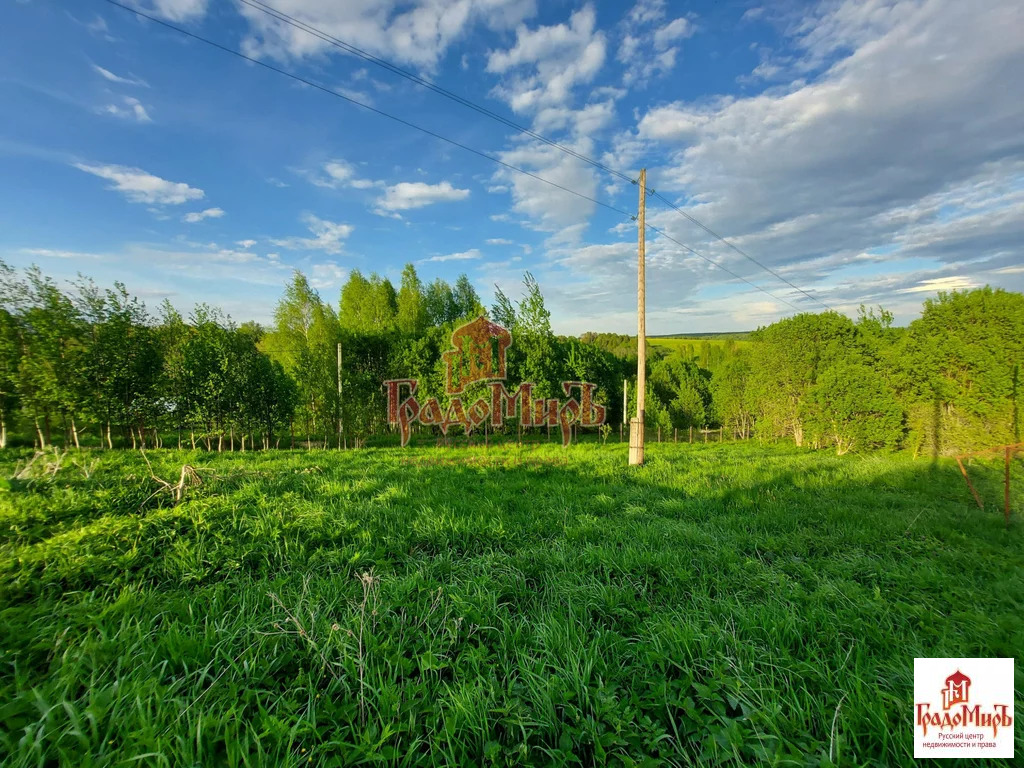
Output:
[{"xmin": 1, "ymin": 443, "xmax": 1021, "ymax": 766}]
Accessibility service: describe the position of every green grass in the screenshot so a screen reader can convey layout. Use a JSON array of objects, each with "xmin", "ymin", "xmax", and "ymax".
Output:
[
  {"xmin": 1, "ymin": 443, "xmax": 1021, "ymax": 766},
  {"xmin": 646, "ymin": 337, "xmax": 753, "ymax": 355}
]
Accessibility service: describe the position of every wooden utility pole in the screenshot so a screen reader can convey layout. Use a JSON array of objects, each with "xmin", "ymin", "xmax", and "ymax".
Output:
[
  {"xmin": 337, "ymin": 341, "xmax": 344, "ymax": 449},
  {"xmin": 629, "ymin": 168, "xmax": 647, "ymax": 466}
]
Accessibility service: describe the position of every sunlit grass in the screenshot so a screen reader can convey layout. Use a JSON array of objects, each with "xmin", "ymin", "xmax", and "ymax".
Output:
[{"xmin": 1, "ymin": 443, "xmax": 1021, "ymax": 766}]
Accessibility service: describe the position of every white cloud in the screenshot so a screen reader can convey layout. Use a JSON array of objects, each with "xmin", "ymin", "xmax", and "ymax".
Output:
[
  {"xmin": 73, "ymin": 162, "xmax": 204, "ymax": 205},
  {"xmin": 236, "ymin": 239, "xmax": 257, "ymax": 249},
  {"xmin": 310, "ymin": 261, "xmax": 347, "ymax": 288},
  {"xmin": 493, "ymin": 138, "xmax": 600, "ymax": 241},
  {"xmin": 309, "ymin": 159, "xmax": 381, "ymax": 190},
  {"xmin": 899, "ymin": 276, "xmax": 978, "ymax": 294},
  {"xmin": 18, "ymin": 248, "xmax": 104, "ymax": 260},
  {"xmin": 182, "ymin": 207, "xmax": 225, "ymax": 223},
  {"xmin": 486, "ymin": 238, "xmax": 514, "ymax": 245},
  {"xmin": 271, "ymin": 214, "xmax": 353, "ymax": 254},
  {"xmin": 617, "ymin": 0, "xmax": 693, "ymax": 85},
  {"xmin": 374, "ymin": 181, "xmax": 470, "ymax": 213},
  {"xmin": 92, "ymin": 65, "xmax": 148, "ymax": 87},
  {"xmin": 135, "ymin": 0, "xmax": 208, "ymax": 22},
  {"xmin": 232, "ymin": 0, "xmax": 537, "ymax": 71},
  {"xmin": 487, "ymin": 4, "xmax": 606, "ymax": 114},
  {"xmin": 625, "ymin": 0, "xmax": 1024, "ymax": 316},
  {"xmin": 420, "ymin": 248, "xmax": 482, "ymax": 263},
  {"xmin": 101, "ymin": 97, "xmax": 152, "ymax": 123}
]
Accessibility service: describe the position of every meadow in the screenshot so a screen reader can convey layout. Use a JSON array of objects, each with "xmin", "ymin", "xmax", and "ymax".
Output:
[
  {"xmin": 1, "ymin": 442, "xmax": 1021, "ymax": 766},
  {"xmin": 645, "ymin": 336, "xmax": 752, "ymax": 356}
]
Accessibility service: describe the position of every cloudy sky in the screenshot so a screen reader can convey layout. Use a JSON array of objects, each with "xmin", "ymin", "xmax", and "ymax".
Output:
[{"xmin": 1, "ymin": 0, "xmax": 1022, "ymax": 333}]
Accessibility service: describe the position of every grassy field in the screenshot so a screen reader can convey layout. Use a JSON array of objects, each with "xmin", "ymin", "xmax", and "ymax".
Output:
[
  {"xmin": 646, "ymin": 337, "xmax": 753, "ymax": 356},
  {"xmin": 1, "ymin": 443, "xmax": 1021, "ymax": 766}
]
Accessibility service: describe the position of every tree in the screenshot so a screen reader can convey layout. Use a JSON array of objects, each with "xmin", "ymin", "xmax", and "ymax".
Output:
[
  {"xmin": 491, "ymin": 285, "xmax": 516, "ymax": 330},
  {"xmin": 396, "ymin": 263, "xmax": 427, "ymax": 335},
  {"xmin": 747, "ymin": 312, "xmax": 857, "ymax": 445},
  {"xmin": 340, "ymin": 270, "xmax": 397, "ymax": 333},
  {"xmin": 650, "ymin": 353, "xmax": 712, "ymax": 430},
  {"xmin": 804, "ymin": 361, "xmax": 904, "ymax": 454},
  {"xmin": 893, "ymin": 287, "xmax": 1024, "ymax": 454},
  {"xmin": 0, "ymin": 308, "xmax": 20, "ymax": 448},
  {"xmin": 262, "ymin": 272, "xmax": 340, "ymax": 443},
  {"xmin": 712, "ymin": 353, "xmax": 754, "ymax": 439},
  {"xmin": 16, "ymin": 268, "xmax": 86, "ymax": 447},
  {"xmin": 452, "ymin": 274, "xmax": 482, "ymax": 320},
  {"xmin": 424, "ymin": 278, "xmax": 457, "ymax": 327}
]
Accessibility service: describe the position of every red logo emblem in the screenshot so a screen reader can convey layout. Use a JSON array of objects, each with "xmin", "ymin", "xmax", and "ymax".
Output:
[{"xmin": 942, "ymin": 670, "xmax": 971, "ymax": 710}]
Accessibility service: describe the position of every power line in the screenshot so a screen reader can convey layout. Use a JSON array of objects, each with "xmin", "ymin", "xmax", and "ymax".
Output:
[
  {"xmin": 650, "ymin": 191, "xmax": 834, "ymax": 312},
  {"xmin": 646, "ymin": 224, "xmax": 803, "ymax": 312},
  {"xmin": 234, "ymin": 0, "xmax": 635, "ymax": 185},
  {"xmin": 232, "ymin": 0, "xmax": 832, "ymax": 312},
  {"xmin": 98, "ymin": 0, "xmax": 804, "ymax": 313},
  {"xmin": 99, "ymin": 0, "xmax": 633, "ymax": 220}
]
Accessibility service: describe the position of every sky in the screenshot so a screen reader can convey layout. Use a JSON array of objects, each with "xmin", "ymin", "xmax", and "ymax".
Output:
[{"xmin": 1, "ymin": 0, "xmax": 1022, "ymax": 335}]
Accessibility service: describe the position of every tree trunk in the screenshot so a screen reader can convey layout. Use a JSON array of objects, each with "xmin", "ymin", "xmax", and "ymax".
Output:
[
  {"xmin": 106, "ymin": 421, "xmax": 113, "ymax": 450},
  {"xmin": 190, "ymin": 430, "xmax": 196, "ymax": 450},
  {"xmin": 230, "ymin": 427, "xmax": 234, "ymax": 452},
  {"xmin": 71, "ymin": 417, "xmax": 80, "ymax": 449},
  {"xmin": 131, "ymin": 428, "xmax": 137, "ymax": 450},
  {"xmin": 0, "ymin": 416, "xmax": 6, "ymax": 449},
  {"xmin": 35, "ymin": 417, "xmax": 46, "ymax": 449}
]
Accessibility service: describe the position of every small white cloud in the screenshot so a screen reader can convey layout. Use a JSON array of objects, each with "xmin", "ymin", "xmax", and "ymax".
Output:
[
  {"xmin": 486, "ymin": 238, "xmax": 514, "ymax": 245},
  {"xmin": 92, "ymin": 65, "xmax": 148, "ymax": 87},
  {"xmin": 183, "ymin": 207, "xmax": 225, "ymax": 223},
  {"xmin": 310, "ymin": 261, "xmax": 347, "ymax": 288},
  {"xmin": 236, "ymin": 239, "xmax": 257, "ymax": 249},
  {"xmin": 375, "ymin": 181, "xmax": 470, "ymax": 213},
  {"xmin": 19, "ymin": 248, "xmax": 103, "ymax": 260},
  {"xmin": 74, "ymin": 162, "xmax": 204, "ymax": 205},
  {"xmin": 420, "ymin": 248, "xmax": 482, "ymax": 263},
  {"xmin": 102, "ymin": 96, "xmax": 152, "ymax": 122},
  {"xmin": 311, "ymin": 159, "xmax": 381, "ymax": 190},
  {"xmin": 898, "ymin": 276, "xmax": 978, "ymax": 294},
  {"xmin": 271, "ymin": 214, "xmax": 354, "ymax": 254}
]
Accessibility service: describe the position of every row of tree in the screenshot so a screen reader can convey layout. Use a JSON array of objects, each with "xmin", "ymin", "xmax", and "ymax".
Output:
[{"xmin": 0, "ymin": 257, "xmax": 1020, "ymax": 455}]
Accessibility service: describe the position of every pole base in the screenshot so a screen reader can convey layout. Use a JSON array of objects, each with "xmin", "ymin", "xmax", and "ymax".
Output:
[{"xmin": 628, "ymin": 417, "xmax": 645, "ymax": 465}]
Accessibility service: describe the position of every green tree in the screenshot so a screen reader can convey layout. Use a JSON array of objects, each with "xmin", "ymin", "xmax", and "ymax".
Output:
[
  {"xmin": 491, "ymin": 285, "xmax": 516, "ymax": 330},
  {"xmin": 425, "ymin": 278, "xmax": 457, "ymax": 327},
  {"xmin": 452, "ymin": 274, "xmax": 483, "ymax": 320},
  {"xmin": 804, "ymin": 361, "xmax": 904, "ymax": 454},
  {"xmin": 396, "ymin": 263, "xmax": 427, "ymax": 335},
  {"xmin": 262, "ymin": 272, "xmax": 340, "ymax": 444},
  {"xmin": 748, "ymin": 312, "xmax": 857, "ymax": 446}
]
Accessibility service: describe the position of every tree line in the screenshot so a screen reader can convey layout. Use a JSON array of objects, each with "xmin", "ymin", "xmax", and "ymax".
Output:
[{"xmin": 0, "ymin": 258, "xmax": 1020, "ymax": 455}]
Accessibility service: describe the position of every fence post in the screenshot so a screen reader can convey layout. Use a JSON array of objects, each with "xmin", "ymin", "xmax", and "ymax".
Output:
[
  {"xmin": 689, "ymin": 426, "xmax": 693, "ymax": 443},
  {"xmin": 957, "ymin": 457, "xmax": 984, "ymax": 509},
  {"xmin": 674, "ymin": 428, "xmax": 677, "ymax": 443},
  {"xmin": 658, "ymin": 426, "xmax": 661, "ymax": 443}
]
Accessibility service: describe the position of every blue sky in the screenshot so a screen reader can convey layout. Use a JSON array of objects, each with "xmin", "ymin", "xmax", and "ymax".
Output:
[{"xmin": 2, "ymin": 0, "xmax": 1022, "ymax": 334}]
